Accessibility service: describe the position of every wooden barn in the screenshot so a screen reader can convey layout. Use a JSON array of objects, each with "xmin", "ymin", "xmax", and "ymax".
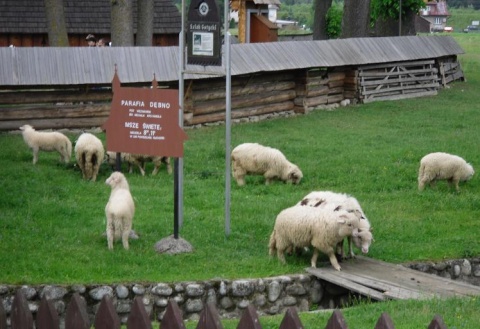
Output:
[
  {"xmin": 0, "ymin": 36, "xmax": 465, "ymax": 131},
  {"xmin": 0, "ymin": 0, "xmax": 181, "ymax": 47}
]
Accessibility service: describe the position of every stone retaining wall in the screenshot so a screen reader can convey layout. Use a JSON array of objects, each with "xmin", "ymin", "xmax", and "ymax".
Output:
[
  {"xmin": 0, "ymin": 273, "xmax": 359, "ymax": 326},
  {"xmin": 2, "ymin": 258, "xmax": 479, "ymax": 326}
]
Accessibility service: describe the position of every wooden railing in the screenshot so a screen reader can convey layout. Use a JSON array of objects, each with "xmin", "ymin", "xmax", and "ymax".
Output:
[{"xmin": 2, "ymin": 289, "xmax": 449, "ymax": 329}]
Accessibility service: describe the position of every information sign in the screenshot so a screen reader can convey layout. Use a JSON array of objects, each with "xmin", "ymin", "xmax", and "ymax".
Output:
[
  {"xmin": 103, "ymin": 71, "xmax": 188, "ymax": 157},
  {"xmin": 187, "ymin": 0, "xmax": 221, "ymax": 66}
]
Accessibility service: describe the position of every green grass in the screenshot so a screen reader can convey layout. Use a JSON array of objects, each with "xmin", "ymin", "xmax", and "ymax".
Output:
[{"xmin": 1, "ymin": 33, "xmax": 480, "ymax": 327}]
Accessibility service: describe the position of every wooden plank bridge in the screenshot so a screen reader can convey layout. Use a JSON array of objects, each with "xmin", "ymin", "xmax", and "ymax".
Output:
[{"xmin": 306, "ymin": 256, "xmax": 480, "ymax": 301}]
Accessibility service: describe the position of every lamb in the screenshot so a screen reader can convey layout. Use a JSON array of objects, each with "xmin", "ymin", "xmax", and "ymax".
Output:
[
  {"xmin": 298, "ymin": 191, "xmax": 373, "ymax": 259},
  {"xmin": 268, "ymin": 205, "xmax": 359, "ymax": 271},
  {"xmin": 19, "ymin": 124, "xmax": 72, "ymax": 164},
  {"xmin": 418, "ymin": 152, "xmax": 474, "ymax": 192},
  {"xmin": 231, "ymin": 143, "xmax": 303, "ymax": 186},
  {"xmin": 105, "ymin": 171, "xmax": 135, "ymax": 250},
  {"xmin": 74, "ymin": 133, "xmax": 105, "ymax": 181}
]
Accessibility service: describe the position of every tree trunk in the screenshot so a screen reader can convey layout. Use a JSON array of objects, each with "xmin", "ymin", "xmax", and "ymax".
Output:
[
  {"xmin": 111, "ymin": 0, "xmax": 134, "ymax": 46},
  {"xmin": 341, "ymin": 0, "xmax": 371, "ymax": 38},
  {"xmin": 312, "ymin": 0, "xmax": 333, "ymax": 40},
  {"xmin": 43, "ymin": 0, "xmax": 69, "ymax": 46},
  {"xmin": 136, "ymin": 0, "xmax": 154, "ymax": 46}
]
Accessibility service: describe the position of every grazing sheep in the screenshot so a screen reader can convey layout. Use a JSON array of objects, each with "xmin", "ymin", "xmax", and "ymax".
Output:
[
  {"xmin": 19, "ymin": 125, "xmax": 72, "ymax": 164},
  {"xmin": 123, "ymin": 154, "xmax": 172, "ymax": 176},
  {"xmin": 298, "ymin": 191, "xmax": 373, "ymax": 259},
  {"xmin": 418, "ymin": 152, "xmax": 474, "ymax": 192},
  {"xmin": 74, "ymin": 133, "xmax": 105, "ymax": 181},
  {"xmin": 105, "ymin": 152, "xmax": 172, "ymax": 176},
  {"xmin": 105, "ymin": 171, "xmax": 135, "ymax": 250},
  {"xmin": 268, "ymin": 205, "xmax": 359, "ymax": 271},
  {"xmin": 231, "ymin": 143, "xmax": 303, "ymax": 186}
]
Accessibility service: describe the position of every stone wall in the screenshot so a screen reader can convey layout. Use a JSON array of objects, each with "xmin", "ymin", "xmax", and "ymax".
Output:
[
  {"xmin": 405, "ymin": 258, "xmax": 480, "ymax": 286},
  {"xmin": 0, "ymin": 273, "xmax": 360, "ymax": 326},
  {"xmin": 2, "ymin": 258, "xmax": 480, "ymax": 326}
]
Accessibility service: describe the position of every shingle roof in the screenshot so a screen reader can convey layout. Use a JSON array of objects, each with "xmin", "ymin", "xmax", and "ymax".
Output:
[
  {"xmin": 0, "ymin": 0, "xmax": 181, "ymax": 34},
  {"xmin": 0, "ymin": 35, "xmax": 464, "ymax": 87}
]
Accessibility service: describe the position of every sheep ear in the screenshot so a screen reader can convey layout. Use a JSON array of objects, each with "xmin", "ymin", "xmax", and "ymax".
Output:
[
  {"xmin": 300, "ymin": 198, "xmax": 309, "ymax": 206},
  {"xmin": 336, "ymin": 219, "xmax": 346, "ymax": 224}
]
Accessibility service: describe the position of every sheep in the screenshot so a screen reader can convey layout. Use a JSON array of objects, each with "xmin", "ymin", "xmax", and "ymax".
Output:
[
  {"xmin": 268, "ymin": 205, "xmax": 359, "ymax": 271},
  {"xmin": 19, "ymin": 124, "xmax": 72, "ymax": 164},
  {"xmin": 231, "ymin": 143, "xmax": 303, "ymax": 186},
  {"xmin": 418, "ymin": 152, "xmax": 474, "ymax": 192},
  {"xmin": 298, "ymin": 191, "xmax": 373, "ymax": 259},
  {"xmin": 123, "ymin": 154, "xmax": 172, "ymax": 176},
  {"xmin": 74, "ymin": 132, "xmax": 105, "ymax": 181},
  {"xmin": 105, "ymin": 171, "xmax": 135, "ymax": 250},
  {"xmin": 105, "ymin": 152, "xmax": 172, "ymax": 176}
]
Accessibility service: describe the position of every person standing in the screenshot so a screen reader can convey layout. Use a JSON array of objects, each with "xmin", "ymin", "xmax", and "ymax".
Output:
[{"xmin": 86, "ymin": 34, "xmax": 96, "ymax": 47}]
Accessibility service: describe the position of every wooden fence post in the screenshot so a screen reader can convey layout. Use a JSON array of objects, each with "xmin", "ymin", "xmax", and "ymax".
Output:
[
  {"xmin": 126, "ymin": 296, "xmax": 152, "ymax": 329},
  {"xmin": 10, "ymin": 289, "xmax": 34, "ymax": 329},
  {"xmin": 65, "ymin": 293, "xmax": 90, "ymax": 329},
  {"xmin": 237, "ymin": 304, "xmax": 262, "ymax": 329},
  {"xmin": 36, "ymin": 296, "xmax": 60, "ymax": 329},
  {"xmin": 94, "ymin": 295, "xmax": 121, "ymax": 329},
  {"xmin": 428, "ymin": 315, "xmax": 447, "ymax": 329},
  {"xmin": 278, "ymin": 307, "xmax": 303, "ymax": 329},
  {"xmin": 160, "ymin": 300, "xmax": 186, "ymax": 329},
  {"xmin": 196, "ymin": 302, "xmax": 223, "ymax": 329},
  {"xmin": 374, "ymin": 312, "xmax": 395, "ymax": 329},
  {"xmin": 325, "ymin": 310, "xmax": 348, "ymax": 329}
]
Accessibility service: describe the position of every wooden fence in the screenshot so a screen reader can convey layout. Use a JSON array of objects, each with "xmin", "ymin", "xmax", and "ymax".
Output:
[{"xmin": 1, "ymin": 289, "xmax": 449, "ymax": 329}]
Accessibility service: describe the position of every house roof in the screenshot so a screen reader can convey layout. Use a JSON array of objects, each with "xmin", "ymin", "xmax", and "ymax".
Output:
[
  {"xmin": 0, "ymin": 35, "xmax": 464, "ymax": 87},
  {"xmin": 0, "ymin": 0, "xmax": 181, "ymax": 34},
  {"xmin": 425, "ymin": 1, "xmax": 450, "ymax": 17}
]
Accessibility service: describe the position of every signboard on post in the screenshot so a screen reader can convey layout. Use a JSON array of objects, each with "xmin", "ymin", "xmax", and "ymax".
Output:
[
  {"xmin": 187, "ymin": 0, "xmax": 222, "ymax": 66},
  {"xmin": 103, "ymin": 69, "xmax": 188, "ymax": 157}
]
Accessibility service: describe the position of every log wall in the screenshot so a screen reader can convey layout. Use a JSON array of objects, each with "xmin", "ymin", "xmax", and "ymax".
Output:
[{"xmin": 0, "ymin": 56, "xmax": 464, "ymax": 132}]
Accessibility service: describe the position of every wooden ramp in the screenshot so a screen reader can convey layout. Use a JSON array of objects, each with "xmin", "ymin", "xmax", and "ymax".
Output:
[{"xmin": 306, "ymin": 256, "xmax": 480, "ymax": 301}]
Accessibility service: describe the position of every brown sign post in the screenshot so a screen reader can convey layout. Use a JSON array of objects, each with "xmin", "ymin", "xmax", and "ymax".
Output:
[
  {"xmin": 103, "ymin": 70, "xmax": 188, "ymax": 156},
  {"xmin": 103, "ymin": 69, "xmax": 190, "ymax": 249}
]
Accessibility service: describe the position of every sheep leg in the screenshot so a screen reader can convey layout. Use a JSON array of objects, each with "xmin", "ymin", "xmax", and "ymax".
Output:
[
  {"xmin": 327, "ymin": 252, "xmax": 342, "ymax": 271},
  {"xmin": 347, "ymin": 236, "xmax": 356, "ymax": 258},
  {"xmin": 32, "ymin": 147, "xmax": 39, "ymax": 164},
  {"xmin": 122, "ymin": 230, "xmax": 130, "ymax": 250},
  {"xmin": 276, "ymin": 248, "xmax": 286, "ymax": 264},
  {"xmin": 165, "ymin": 158, "xmax": 172, "ymax": 174},
  {"xmin": 232, "ymin": 165, "xmax": 246, "ymax": 186},
  {"xmin": 106, "ymin": 222, "xmax": 114, "ymax": 250}
]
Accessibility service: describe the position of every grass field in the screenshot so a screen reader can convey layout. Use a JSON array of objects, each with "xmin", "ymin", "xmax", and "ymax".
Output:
[{"xmin": 1, "ymin": 33, "xmax": 480, "ymax": 328}]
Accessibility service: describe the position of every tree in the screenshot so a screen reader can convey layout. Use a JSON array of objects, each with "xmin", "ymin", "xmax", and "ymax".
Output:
[
  {"xmin": 111, "ymin": 0, "xmax": 134, "ymax": 46},
  {"xmin": 43, "ymin": 0, "xmax": 69, "ymax": 46},
  {"xmin": 313, "ymin": 0, "xmax": 333, "ymax": 40},
  {"xmin": 371, "ymin": 0, "xmax": 424, "ymax": 36},
  {"xmin": 136, "ymin": 0, "xmax": 154, "ymax": 46},
  {"xmin": 341, "ymin": 0, "xmax": 371, "ymax": 38}
]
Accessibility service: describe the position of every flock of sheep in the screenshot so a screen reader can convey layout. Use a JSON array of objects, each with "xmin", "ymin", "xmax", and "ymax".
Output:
[
  {"xmin": 231, "ymin": 142, "xmax": 475, "ymax": 271},
  {"xmin": 19, "ymin": 124, "xmax": 171, "ymax": 250},
  {"xmin": 19, "ymin": 125, "xmax": 475, "ymax": 268}
]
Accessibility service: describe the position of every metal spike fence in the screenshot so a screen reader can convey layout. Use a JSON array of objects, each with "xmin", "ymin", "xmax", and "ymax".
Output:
[{"xmin": 1, "ymin": 289, "xmax": 448, "ymax": 329}]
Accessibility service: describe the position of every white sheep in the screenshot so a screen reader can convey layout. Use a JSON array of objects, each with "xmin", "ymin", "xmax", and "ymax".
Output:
[
  {"xmin": 105, "ymin": 171, "xmax": 135, "ymax": 250},
  {"xmin": 19, "ymin": 124, "xmax": 72, "ymax": 164},
  {"xmin": 231, "ymin": 143, "xmax": 303, "ymax": 186},
  {"xmin": 418, "ymin": 152, "xmax": 474, "ymax": 192},
  {"xmin": 123, "ymin": 154, "xmax": 172, "ymax": 176},
  {"xmin": 298, "ymin": 191, "xmax": 373, "ymax": 259},
  {"xmin": 74, "ymin": 133, "xmax": 105, "ymax": 181},
  {"xmin": 268, "ymin": 205, "xmax": 359, "ymax": 271},
  {"xmin": 105, "ymin": 152, "xmax": 172, "ymax": 176}
]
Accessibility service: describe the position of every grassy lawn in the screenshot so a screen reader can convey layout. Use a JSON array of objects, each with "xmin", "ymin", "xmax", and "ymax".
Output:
[{"xmin": 1, "ymin": 33, "xmax": 480, "ymax": 328}]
